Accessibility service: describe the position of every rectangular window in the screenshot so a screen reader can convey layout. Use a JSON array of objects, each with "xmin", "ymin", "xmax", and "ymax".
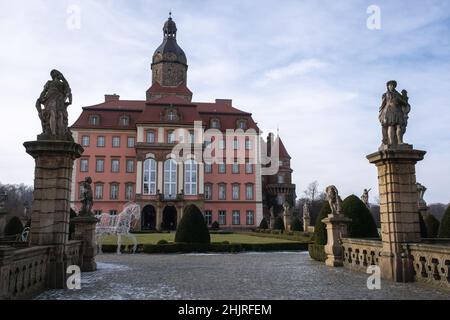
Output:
[
  {"xmin": 126, "ymin": 159, "xmax": 135, "ymax": 173},
  {"xmin": 204, "ymin": 210, "xmax": 212, "ymax": 225},
  {"xmin": 109, "ymin": 210, "xmax": 118, "ymax": 216},
  {"xmin": 232, "ymin": 184, "xmax": 240, "ymax": 200},
  {"xmin": 110, "ymin": 184, "xmax": 119, "ymax": 200},
  {"xmin": 125, "ymin": 184, "xmax": 134, "ymax": 201},
  {"xmin": 184, "ymin": 161, "xmax": 198, "ymax": 196},
  {"xmin": 218, "ymin": 184, "xmax": 226, "ymax": 200},
  {"xmin": 277, "ymin": 175, "xmax": 285, "ymax": 184},
  {"xmin": 245, "ymin": 162, "xmax": 253, "ymax": 174},
  {"xmin": 94, "ymin": 210, "xmax": 102, "ymax": 216},
  {"xmin": 233, "ymin": 139, "xmax": 239, "ymax": 150},
  {"xmin": 127, "ymin": 137, "xmax": 135, "ymax": 148},
  {"xmin": 246, "ymin": 184, "xmax": 254, "ymax": 200},
  {"xmin": 232, "ymin": 162, "xmax": 239, "ymax": 174},
  {"xmin": 218, "ymin": 210, "xmax": 226, "ymax": 225},
  {"xmin": 112, "ymin": 136, "xmax": 120, "ymax": 148},
  {"xmin": 81, "ymin": 136, "xmax": 90, "ymax": 147},
  {"xmin": 246, "ymin": 210, "xmax": 254, "ymax": 225},
  {"xmin": 205, "ymin": 163, "xmax": 212, "ymax": 173},
  {"xmin": 89, "ymin": 116, "xmax": 99, "ymax": 126},
  {"xmin": 245, "ymin": 138, "xmax": 252, "ymax": 150},
  {"xmin": 218, "ymin": 163, "xmax": 226, "ymax": 174},
  {"xmin": 189, "ymin": 130, "xmax": 195, "ymax": 144},
  {"xmin": 167, "ymin": 131, "xmax": 175, "ymax": 144},
  {"xmin": 205, "ymin": 184, "xmax": 212, "ymax": 200},
  {"xmin": 146, "ymin": 131, "xmax": 155, "ymax": 143},
  {"xmin": 94, "ymin": 184, "xmax": 103, "ymax": 200},
  {"xmin": 232, "ymin": 210, "xmax": 240, "ymax": 225},
  {"xmin": 111, "ymin": 159, "xmax": 120, "ymax": 173},
  {"xmin": 96, "ymin": 159, "xmax": 105, "ymax": 173},
  {"xmin": 80, "ymin": 159, "xmax": 89, "ymax": 172},
  {"xmin": 97, "ymin": 136, "xmax": 105, "ymax": 147}
]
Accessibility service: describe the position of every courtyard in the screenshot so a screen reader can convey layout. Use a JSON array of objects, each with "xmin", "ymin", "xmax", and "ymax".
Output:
[{"xmin": 36, "ymin": 252, "xmax": 449, "ymax": 300}]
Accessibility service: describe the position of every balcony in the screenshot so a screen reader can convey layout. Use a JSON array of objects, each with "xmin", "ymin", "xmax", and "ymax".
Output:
[{"xmin": 158, "ymin": 193, "xmax": 184, "ymax": 202}]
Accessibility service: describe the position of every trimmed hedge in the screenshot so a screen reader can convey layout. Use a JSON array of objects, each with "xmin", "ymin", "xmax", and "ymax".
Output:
[
  {"xmin": 211, "ymin": 221, "xmax": 220, "ymax": 231},
  {"xmin": 438, "ymin": 205, "xmax": 450, "ymax": 238},
  {"xmin": 342, "ymin": 195, "xmax": 379, "ymax": 238},
  {"xmin": 290, "ymin": 217, "xmax": 303, "ymax": 232},
  {"xmin": 308, "ymin": 244, "xmax": 326, "ymax": 262},
  {"xmin": 99, "ymin": 242, "xmax": 309, "ymax": 254},
  {"xmin": 259, "ymin": 218, "xmax": 269, "ymax": 230},
  {"xmin": 175, "ymin": 205, "xmax": 211, "ymax": 244},
  {"xmin": 273, "ymin": 216, "xmax": 285, "ymax": 231},
  {"xmin": 314, "ymin": 202, "xmax": 330, "ymax": 245},
  {"xmin": 5, "ymin": 217, "xmax": 23, "ymax": 236},
  {"xmin": 424, "ymin": 214, "xmax": 440, "ymax": 238}
]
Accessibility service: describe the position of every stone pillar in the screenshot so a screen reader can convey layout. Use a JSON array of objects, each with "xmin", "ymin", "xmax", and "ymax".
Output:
[
  {"xmin": 0, "ymin": 246, "xmax": 15, "ymax": 300},
  {"xmin": 270, "ymin": 216, "xmax": 276, "ymax": 230},
  {"xmin": 283, "ymin": 213, "xmax": 292, "ymax": 232},
  {"xmin": 24, "ymin": 140, "xmax": 83, "ymax": 288},
  {"xmin": 303, "ymin": 215, "xmax": 310, "ymax": 233},
  {"xmin": 72, "ymin": 216, "xmax": 98, "ymax": 272},
  {"xmin": 367, "ymin": 148, "xmax": 425, "ymax": 282},
  {"xmin": 322, "ymin": 215, "xmax": 351, "ymax": 267},
  {"xmin": 156, "ymin": 205, "xmax": 162, "ymax": 231}
]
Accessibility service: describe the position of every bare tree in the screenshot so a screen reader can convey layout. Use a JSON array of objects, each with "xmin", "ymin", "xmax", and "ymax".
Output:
[{"xmin": 303, "ymin": 181, "xmax": 319, "ymax": 202}]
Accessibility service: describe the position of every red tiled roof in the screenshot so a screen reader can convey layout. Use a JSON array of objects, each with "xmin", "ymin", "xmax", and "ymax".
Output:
[
  {"xmin": 83, "ymin": 100, "xmax": 145, "ymax": 111},
  {"xmin": 196, "ymin": 102, "xmax": 251, "ymax": 115},
  {"xmin": 277, "ymin": 137, "xmax": 291, "ymax": 159},
  {"xmin": 146, "ymin": 82, "xmax": 192, "ymax": 95},
  {"xmin": 136, "ymin": 105, "xmax": 202, "ymax": 125}
]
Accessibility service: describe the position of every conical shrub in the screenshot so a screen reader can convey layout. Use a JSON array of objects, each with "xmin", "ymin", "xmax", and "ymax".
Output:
[{"xmin": 175, "ymin": 205, "xmax": 211, "ymax": 244}]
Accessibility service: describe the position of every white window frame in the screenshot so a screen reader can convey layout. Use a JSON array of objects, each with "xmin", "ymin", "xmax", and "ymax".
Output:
[
  {"xmin": 96, "ymin": 159, "xmax": 105, "ymax": 173},
  {"xmin": 125, "ymin": 183, "xmax": 134, "ymax": 200},
  {"xmin": 97, "ymin": 136, "xmax": 105, "ymax": 147},
  {"xmin": 80, "ymin": 159, "xmax": 89, "ymax": 172},
  {"xmin": 246, "ymin": 210, "xmax": 254, "ymax": 225},
  {"xmin": 164, "ymin": 159, "xmax": 177, "ymax": 198},
  {"xmin": 110, "ymin": 184, "xmax": 119, "ymax": 200},
  {"xmin": 111, "ymin": 159, "xmax": 120, "ymax": 173},
  {"xmin": 81, "ymin": 136, "xmax": 90, "ymax": 147},
  {"xmin": 232, "ymin": 184, "xmax": 240, "ymax": 200},
  {"xmin": 205, "ymin": 184, "xmax": 212, "ymax": 200},
  {"xmin": 246, "ymin": 184, "xmax": 254, "ymax": 200},
  {"xmin": 232, "ymin": 210, "xmax": 240, "ymax": 225},
  {"xmin": 95, "ymin": 184, "xmax": 103, "ymax": 200},
  {"xmin": 143, "ymin": 158, "xmax": 157, "ymax": 195},
  {"xmin": 112, "ymin": 136, "xmax": 120, "ymax": 148},
  {"xmin": 146, "ymin": 131, "xmax": 155, "ymax": 143},
  {"xmin": 184, "ymin": 160, "xmax": 198, "ymax": 195}
]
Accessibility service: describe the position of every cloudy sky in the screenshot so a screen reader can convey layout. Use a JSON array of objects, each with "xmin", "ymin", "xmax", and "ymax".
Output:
[{"xmin": 0, "ymin": 0, "xmax": 449, "ymax": 204}]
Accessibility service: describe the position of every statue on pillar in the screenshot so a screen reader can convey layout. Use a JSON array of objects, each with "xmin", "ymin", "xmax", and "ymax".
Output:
[
  {"xmin": 303, "ymin": 202, "xmax": 310, "ymax": 219},
  {"xmin": 378, "ymin": 80, "xmax": 411, "ymax": 149},
  {"xmin": 79, "ymin": 177, "xmax": 94, "ymax": 216},
  {"xmin": 325, "ymin": 185, "xmax": 343, "ymax": 216},
  {"xmin": 416, "ymin": 182, "xmax": 427, "ymax": 210},
  {"xmin": 361, "ymin": 188, "xmax": 371, "ymax": 208},
  {"xmin": 35, "ymin": 69, "xmax": 74, "ymax": 141}
]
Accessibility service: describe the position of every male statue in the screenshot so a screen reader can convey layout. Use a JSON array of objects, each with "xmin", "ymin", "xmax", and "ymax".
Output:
[
  {"xmin": 80, "ymin": 177, "xmax": 94, "ymax": 216},
  {"xmin": 379, "ymin": 80, "xmax": 411, "ymax": 148},
  {"xmin": 35, "ymin": 69, "xmax": 73, "ymax": 141},
  {"xmin": 361, "ymin": 188, "xmax": 371, "ymax": 208}
]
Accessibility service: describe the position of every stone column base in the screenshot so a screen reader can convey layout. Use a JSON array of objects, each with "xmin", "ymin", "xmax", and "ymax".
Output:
[
  {"xmin": 303, "ymin": 217, "xmax": 310, "ymax": 233},
  {"xmin": 322, "ymin": 215, "xmax": 352, "ymax": 267},
  {"xmin": 72, "ymin": 216, "xmax": 99, "ymax": 272}
]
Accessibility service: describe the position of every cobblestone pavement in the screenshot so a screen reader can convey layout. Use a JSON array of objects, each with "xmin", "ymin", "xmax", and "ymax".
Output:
[{"xmin": 36, "ymin": 252, "xmax": 449, "ymax": 300}]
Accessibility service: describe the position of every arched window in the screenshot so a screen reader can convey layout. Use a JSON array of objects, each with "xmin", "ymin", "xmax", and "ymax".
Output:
[
  {"xmin": 143, "ymin": 159, "xmax": 157, "ymax": 195},
  {"xmin": 164, "ymin": 159, "xmax": 177, "ymax": 199},
  {"xmin": 184, "ymin": 160, "xmax": 197, "ymax": 195}
]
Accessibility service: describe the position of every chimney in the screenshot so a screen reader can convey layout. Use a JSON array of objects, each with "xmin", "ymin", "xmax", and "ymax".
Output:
[
  {"xmin": 105, "ymin": 94, "xmax": 120, "ymax": 102},
  {"xmin": 215, "ymin": 99, "xmax": 232, "ymax": 106},
  {"xmin": 267, "ymin": 133, "xmax": 274, "ymax": 157}
]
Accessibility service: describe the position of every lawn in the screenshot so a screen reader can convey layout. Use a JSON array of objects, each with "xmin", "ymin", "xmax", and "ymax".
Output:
[{"xmin": 99, "ymin": 232, "xmax": 303, "ymax": 245}]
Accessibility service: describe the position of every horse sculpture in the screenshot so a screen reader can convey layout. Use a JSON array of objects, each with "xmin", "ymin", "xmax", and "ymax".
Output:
[{"xmin": 96, "ymin": 202, "xmax": 141, "ymax": 254}]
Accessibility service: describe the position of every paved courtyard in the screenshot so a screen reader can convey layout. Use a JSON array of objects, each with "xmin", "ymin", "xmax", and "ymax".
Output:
[{"xmin": 36, "ymin": 252, "xmax": 449, "ymax": 300}]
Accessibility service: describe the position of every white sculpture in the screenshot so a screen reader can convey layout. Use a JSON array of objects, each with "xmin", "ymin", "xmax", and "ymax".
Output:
[
  {"xmin": 96, "ymin": 202, "xmax": 141, "ymax": 254},
  {"xmin": 303, "ymin": 202, "xmax": 310, "ymax": 218}
]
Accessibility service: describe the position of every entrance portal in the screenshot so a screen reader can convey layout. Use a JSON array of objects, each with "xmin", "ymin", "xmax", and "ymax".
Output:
[
  {"xmin": 141, "ymin": 205, "xmax": 156, "ymax": 230},
  {"xmin": 162, "ymin": 206, "xmax": 177, "ymax": 231}
]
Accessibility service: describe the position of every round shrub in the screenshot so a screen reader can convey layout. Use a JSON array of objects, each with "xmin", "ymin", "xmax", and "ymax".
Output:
[
  {"xmin": 259, "ymin": 218, "xmax": 269, "ymax": 230},
  {"xmin": 175, "ymin": 205, "xmax": 211, "ymax": 244},
  {"xmin": 222, "ymin": 241, "xmax": 230, "ymax": 245},
  {"xmin": 273, "ymin": 216, "xmax": 285, "ymax": 231},
  {"xmin": 157, "ymin": 240, "xmax": 169, "ymax": 245},
  {"xmin": 342, "ymin": 195, "xmax": 379, "ymax": 238},
  {"xmin": 211, "ymin": 221, "xmax": 220, "ymax": 231},
  {"xmin": 424, "ymin": 214, "xmax": 440, "ymax": 238},
  {"xmin": 314, "ymin": 202, "xmax": 330, "ymax": 245},
  {"xmin": 418, "ymin": 212, "xmax": 427, "ymax": 238},
  {"xmin": 290, "ymin": 217, "xmax": 303, "ymax": 232},
  {"xmin": 5, "ymin": 216, "xmax": 23, "ymax": 236},
  {"xmin": 438, "ymin": 205, "xmax": 450, "ymax": 238}
]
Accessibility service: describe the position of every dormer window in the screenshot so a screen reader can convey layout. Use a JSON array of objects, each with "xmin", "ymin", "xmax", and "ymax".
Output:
[
  {"xmin": 168, "ymin": 111, "xmax": 175, "ymax": 121},
  {"xmin": 238, "ymin": 120, "xmax": 247, "ymax": 130},
  {"xmin": 89, "ymin": 115, "xmax": 100, "ymax": 126},
  {"xmin": 119, "ymin": 116, "xmax": 130, "ymax": 126},
  {"xmin": 211, "ymin": 119, "xmax": 220, "ymax": 129}
]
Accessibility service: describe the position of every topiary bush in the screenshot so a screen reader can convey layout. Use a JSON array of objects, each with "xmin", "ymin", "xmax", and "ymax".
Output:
[
  {"xmin": 424, "ymin": 214, "xmax": 440, "ymax": 238},
  {"xmin": 273, "ymin": 216, "xmax": 285, "ymax": 231},
  {"xmin": 175, "ymin": 205, "xmax": 211, "ymax": 244},
  {"xmin": 438, "ymin": 205, "xmax": 450, "ymax": 238},
  {"xmin": 5, "ymin": 216, "xmax": 23, "ymax": 236},
  {"xmin": 418, "ymin": 212, "xmax": 427, "ymax": 238},
  {"xmin": 259, "ymin": 218, "xmax": 269, "ymax": 230},
  {"xmin": 211, "ymin": 221, "xmax": 220, "ymax": 231},
  {"xmin": 342, "ymin": 195, "xmax": 379, "ymax": 238},
  {"xmin": 290, "ymin": 217, "xmax": 303, "ymax": 232},
  {"xmin": 313, "ymin": 202, "xmax": 330, "ymax": 245},
  {"xmin": 308, "ymin": 244, "xmax": 327, "ymax": 262},
  {"xmin": 157, "ymin": 240, "xmax": 169, "ymax": 245}
]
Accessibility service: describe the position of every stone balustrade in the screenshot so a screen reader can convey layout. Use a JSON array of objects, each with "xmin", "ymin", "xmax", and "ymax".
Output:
[
  {"xmin": 341, "ymin": 238, "xmax": 382, "ymax": 272},
  {"xmin": 406, "ymin": 242, "xmax": 450, "ymax": 290}
]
